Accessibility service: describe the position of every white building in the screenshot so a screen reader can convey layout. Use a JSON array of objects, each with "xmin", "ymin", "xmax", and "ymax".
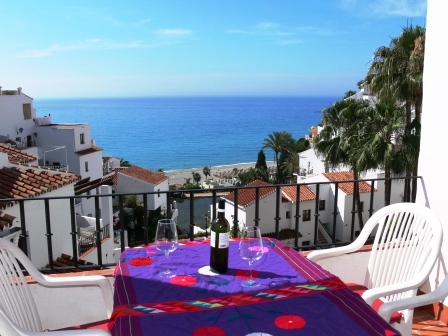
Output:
[
  {"xmin": 221, "ymin": 179, "xmax": 317, "ymax": 247},
  {"xmin": 114, "ymin": 165, "xmax": 171, "ymax": 214},
  {"xmin": 0, "ymin": 150, "xmax": 115, "ymax": 268},
  {"xmin": 300, "ymin": 171, "xmax": 377, "ymax": 242}
]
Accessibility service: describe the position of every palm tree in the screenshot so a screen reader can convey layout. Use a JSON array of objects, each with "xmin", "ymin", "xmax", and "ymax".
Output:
[
  {"xmin": 366, "ymin": 24, "xmax": 425, "ymax": 201},
  {"xmin": 192, "ymin": 172, "xmax": 201, "ymax": 184},
  {"xmin": 354, "ymin": 98, "xmax": 405, "ymax": 206},
  {"xmin": 203, "ymin": 166, "xmax": 211, "ymax": 180},
  {"xmin": 281, "ymin": 151, "xmax": 300, "ymax": 183},
  {"xmin": 262, "ymin": 131, "xmax": 294, "ymax": 182},
  {"xmin": 314, "ymin": 98, "xmax": 371, "ymax": 228},
  {"xmin": 120, "ymin": 158, "xmax": 131, "ymax": 167}
]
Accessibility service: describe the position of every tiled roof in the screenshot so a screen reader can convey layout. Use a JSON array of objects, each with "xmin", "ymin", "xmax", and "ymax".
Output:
[
  {"xmin": 76, "ymin": 145, "xmax": 103, "ymax": 155},
  {"xmin": 74, "ymin": 175, "xmax": 114, "ymax": 195},
  {"xmin": 118, "ymin": 165, "xmax": 168, "ymax": 185},
  {"xmin": 0, "ymin": 211, "xmax": 16, "ymax": 230},
  {"xmin": 323, "ymin": 171, "xmax": 374, "ymax": 195},
  {"xmin": 281, "ymin": 185, "xmax": 316, "ymax": 202},
  {"xmin": 0, "ymin": 144, "xmax": 38, "ymax": 164},
  {"xmin": 225, "ymin": 180, "xmax": 276, "ymax": 207},
  {"xmin": 262, "ymin": 228, "xmax": 302, "ymax": 240},
  {"xmin": 0, "ymin": 167, "xmax": 81, "ymax": 209}
]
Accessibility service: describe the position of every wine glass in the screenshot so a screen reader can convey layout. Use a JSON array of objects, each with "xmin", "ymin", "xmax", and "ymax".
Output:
[
  {"xmin": 155, "ymin": 219, "xmax": 179, "ymax": 278},
  {"xmin": 239, "ymin": 226, "xmax": 264, "ymax": 287}
]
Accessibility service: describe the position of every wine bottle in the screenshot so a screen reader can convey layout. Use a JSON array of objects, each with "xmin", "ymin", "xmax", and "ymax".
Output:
[{"xmin": 209, "ymin": 198, "xmax": 230, "ymax": 273}]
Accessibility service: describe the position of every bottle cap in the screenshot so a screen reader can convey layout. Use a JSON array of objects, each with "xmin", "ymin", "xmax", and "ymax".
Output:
[{"xmin": 218, "ymin": 198, "xmax": 225, "ymax": 209}]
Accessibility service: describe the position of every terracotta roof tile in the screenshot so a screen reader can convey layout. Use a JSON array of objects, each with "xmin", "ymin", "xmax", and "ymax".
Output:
[
  {"xmin": 0, "ymin": 167, "xmax": 81, "ymax": 208},
  {"xmin": 118, "ymin": 165, "xmax": 168, "ymax": 185},
  {"xmin": 281, "ymin": 185, "xmax": 316, "ymax": 202},
  {"xmin": 76, "ymin": 145, "xmax": 102, "ymax": 155},
  {"xmin": 225, "ymin": 180, "xmax": 276, "ymax": 207},
  {"xmin": 323, "ymin": 171, "xmax": 374, "ymax": 195},
  {"xmin": 0, "ymin": 144, "xmax": 38, "ymax": 164}
]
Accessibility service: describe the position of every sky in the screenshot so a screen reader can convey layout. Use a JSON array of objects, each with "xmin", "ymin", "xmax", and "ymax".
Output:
[{"xmin": 0, "ymin": 0, "xmax": 427, "ymax": 98}]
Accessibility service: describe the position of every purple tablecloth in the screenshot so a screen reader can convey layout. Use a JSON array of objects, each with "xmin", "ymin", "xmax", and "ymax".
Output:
[{"xmin": 110, "ymin": 238, "xmax": 400, "ymax": 335}]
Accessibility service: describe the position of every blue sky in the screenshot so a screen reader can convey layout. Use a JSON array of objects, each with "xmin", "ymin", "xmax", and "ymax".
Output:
[{"xmin": 1, "ymin": 0, "xmax": 427, "ymax": 98}]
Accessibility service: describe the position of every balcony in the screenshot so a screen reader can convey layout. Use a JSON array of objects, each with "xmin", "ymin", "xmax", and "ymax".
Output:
[{"xmin": 1, "ymin": 175, "xmax": 447, "ymax": 333}]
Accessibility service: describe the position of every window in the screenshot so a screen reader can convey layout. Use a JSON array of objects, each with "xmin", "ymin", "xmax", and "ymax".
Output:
[
  {"xmin": 302, "ymin": 240, "xmax": 310, "ymax": 246},
  {"xmin": 319, "ymin": 200, "xmax": 325, "ymax": 211},
  {"xmin": 85, "ymin": 161, "xmax": 89, "ymax": 172},
  {"xmin": 157, "ymin": 189, "xmax": 160, "ymax": 198},
  {"xmin": 22, "ymin": 104, "xmax": 31, "ymax": 120},
  {"xmin": 303, "ymin": 209, "xmax": 311, "ymax": 221},
  {"xmin": 286, "ymin": 211, "xmax": 291, "ymax": 219},
  {"xmin": 80, "ymin": 133, "xmax": 85, "ymax": 144}
]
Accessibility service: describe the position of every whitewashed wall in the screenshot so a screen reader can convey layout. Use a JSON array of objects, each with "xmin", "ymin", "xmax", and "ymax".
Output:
[
  {"xmin": 0, "ymin": 91, "xmax": 36, "ymax": 142},
  {"xmin": 416, "ymin": 0, "xmax": 448, "ymax": 299}
]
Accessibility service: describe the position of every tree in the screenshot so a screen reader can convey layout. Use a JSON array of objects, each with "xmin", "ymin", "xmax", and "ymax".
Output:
[
  {"xmin": 255, "ymin": 150, "xmax": 268, "ymax": 171},
  {"xmin": 203, "ymin": 166, "xmax": 211, "ymax": 180},
  {"xmin": 120, "ymin": 158, "xmax": 131, "ymax": 167},
  {"xmin": 366, "ymin": 24, "xmax": 425, "ymax": 201},
  {"xmin": 344, "ymin": 90, "xmax": 357, "ymax": 99},
  {"xmin": 262, "ymin": 131, "xmax": 294, "ymax": 182},
  {"xmin": 354, "ymin": 98, "xmax": 405, "ymax": 206},
  {"xmin": 314, "ymin": 98, "xmax": 371, "ymax": 228},
  {"xmin": 281, "ymin": 151, "xmax": 301, "ymax": 183},
  {"xmin": 192, "ymin": 172, "xmax": 201, "ymax": 184}
]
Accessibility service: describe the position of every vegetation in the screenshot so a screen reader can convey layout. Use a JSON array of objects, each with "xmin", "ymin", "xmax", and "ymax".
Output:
[
  {"xmin": 203, "ymin": 166, "xmax": 211, "ymax": 180},
  {"xmin": 364, "ymin": 24, "xmax": 425, "ymax": 201},
  {"xmin": 120, "ymin": 158, "xmax": 131, "ymax": 167}
]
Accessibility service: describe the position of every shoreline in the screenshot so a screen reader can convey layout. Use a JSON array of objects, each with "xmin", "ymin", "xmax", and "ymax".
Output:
[{"xmin": 164, "ymin": 161, "xmax": 276, "ymax": 186}]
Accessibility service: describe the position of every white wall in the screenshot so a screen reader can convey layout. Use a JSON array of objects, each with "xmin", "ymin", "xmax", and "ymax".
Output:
[
  {"xmin": 0, "ymin": 92, "xmax": 36, "ymax": 142},
  {"xmin": 416, "ymin": 0, "xmax": 448, "ymax": 298}
]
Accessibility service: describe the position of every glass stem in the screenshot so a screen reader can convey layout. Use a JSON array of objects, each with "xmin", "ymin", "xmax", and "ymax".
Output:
[
  {"xmin": 165, "ymin": 251, "xmax": 170, "ymax": 273},
  {"xmin": 248, "ymin": 259, "xmax": 253, "ymax": 282}
]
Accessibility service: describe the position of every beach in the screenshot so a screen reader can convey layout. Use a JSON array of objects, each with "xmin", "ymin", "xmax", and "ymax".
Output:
[{"xmin": 165, "ymin": 161, "xmax": 277, "ymax": 186}]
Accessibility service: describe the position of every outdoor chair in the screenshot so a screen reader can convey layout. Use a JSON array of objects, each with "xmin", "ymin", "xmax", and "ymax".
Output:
[
  {"xmin": 0, "ymin": 237, "xmax": 113, "ymax": 335},
  {"xmin": 307, "ymin": 202, "xmax": 443, "ymax": 336}
]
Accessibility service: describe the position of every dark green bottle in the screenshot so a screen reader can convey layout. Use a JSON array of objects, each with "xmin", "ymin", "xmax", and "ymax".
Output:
[{"xmin": 209, "ymin": 198, "xmax": 230, "ymax": 273}]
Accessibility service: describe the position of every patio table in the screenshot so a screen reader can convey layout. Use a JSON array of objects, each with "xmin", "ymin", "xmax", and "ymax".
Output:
[{"xmin": 109, "ymin": 238, "xmax": 400, "ymax": 335}]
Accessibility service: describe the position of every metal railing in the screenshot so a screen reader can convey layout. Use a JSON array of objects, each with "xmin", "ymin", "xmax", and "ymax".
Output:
[{"xmin": 0, "ymin": 175, "xmax": 420, "ymax": 272}]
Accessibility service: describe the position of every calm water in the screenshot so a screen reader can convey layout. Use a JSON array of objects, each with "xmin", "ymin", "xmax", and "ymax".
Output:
[
  {"xmin": 33, "ymin": 96, "xmax": 338, "ymax": 232},
  {"xmin": 33, "ymin": 96, "xmax": 337, "ymax": 171}
]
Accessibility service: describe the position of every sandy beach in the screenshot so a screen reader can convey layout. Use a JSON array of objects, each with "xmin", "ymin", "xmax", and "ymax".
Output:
[{"xmin": 164, "ymin": 161, "xmax": 276, "ymax": 186}]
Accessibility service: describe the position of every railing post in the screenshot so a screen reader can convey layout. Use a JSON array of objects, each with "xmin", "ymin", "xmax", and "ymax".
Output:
[
  {"xmin": 69, "ymin": 197, "xmax": 79, "ymax": 268},
  {"xmin": 274, "ymin": 185, "xmax": 281, "ymax": 240},
  {"xmin": 94, "ymin": 196, "xmax": 103, "ymax": 267},
  {"xmin": 368, "ymin": 179, "xmax": 375, "ymax": 218},
  {"xmin": 233, "ymin": 189, "xmax": 239, "ymax": 237},
  {"xmin": 189, "ymin": 191, "xmax": 194, "ymax": 241},
  {"xmin": 254, "ymin": 187, "xmax": 260, "ymax": 227},
  {"xmin": 332, "ymin": 183, "xmax": 339, "ymax": 244},
  {"xmin": 119, "ymin": 195, "xmax": 125, "ymax": 252},
  {"xmin": 294, "ymin": 184, "xmax": 301, "ymax": 250},
  {"xmin": 350, "ymin": 181, "xmax": 358, "ymax": 241},
  {"xmin": 143, "ymin": 193, "xmax": 149, "ymax": 245},
  {"xmin": 44, "ymin": 198, "xmax": 54, "ymax": 270},
  {"xmin": 314, "ymin": 184, "xmax": 320, "ymax": 247},
  {"xmin": 18, "ymin": 200, "xmax": 29, "ymax": 256}
]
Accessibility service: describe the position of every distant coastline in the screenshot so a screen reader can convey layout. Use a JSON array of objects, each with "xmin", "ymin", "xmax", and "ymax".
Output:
[{"xmin": 164, "ymin": 161, "xmax": 276, "ymax": 186}]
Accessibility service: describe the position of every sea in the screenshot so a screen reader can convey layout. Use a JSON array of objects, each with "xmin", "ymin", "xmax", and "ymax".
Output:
[
  {"xmin": 33, "ymin": 96, "xmax": 338, "ymax": 171},
  {"xmin": 33, "ymin": 96, "xmax": 338, "ymax": 232}
]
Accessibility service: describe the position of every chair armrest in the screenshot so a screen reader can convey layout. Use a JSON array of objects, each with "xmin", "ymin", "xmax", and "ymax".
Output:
[
  {"xmin": 378, "ymin": 275, "xmax": 448, "ymax": 322},
  {"xmin": 362, "ymin": 280, "xmax": 422, "ymax": 306},
  {"xmin": 38, "ymin": 275, "xmax": 113, "ymax": 318}
]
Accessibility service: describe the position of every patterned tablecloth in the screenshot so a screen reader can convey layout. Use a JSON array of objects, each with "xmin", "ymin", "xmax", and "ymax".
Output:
[{"xmin": 110, "ymin": 239, "xmax": 400, "ymax": 336}]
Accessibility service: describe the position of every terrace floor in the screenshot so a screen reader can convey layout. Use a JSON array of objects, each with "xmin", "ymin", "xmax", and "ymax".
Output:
[{"xmin": 413, "ymin": 307, "xmax": 448, "ymax": 335}]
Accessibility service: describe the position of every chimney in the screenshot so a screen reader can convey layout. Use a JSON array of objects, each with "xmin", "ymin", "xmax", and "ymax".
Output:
[{"xmin": 17, "ymin": 87, "xmax": 22, "ymax": 95}]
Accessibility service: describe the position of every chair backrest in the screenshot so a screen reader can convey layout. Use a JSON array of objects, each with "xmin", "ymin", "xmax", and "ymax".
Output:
[
  {"xmin": 362, "ymin": 203, "xmax": 443, "ymax": 302},
  {"xmin": 0, "ymin": 238, "xmax": 42, "ymax": 332}
]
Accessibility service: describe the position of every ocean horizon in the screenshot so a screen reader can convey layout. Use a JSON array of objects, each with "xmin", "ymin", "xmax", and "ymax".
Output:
[{"xmin": 33, "ymin": 96, "xmax": 338, "ymax": 171}]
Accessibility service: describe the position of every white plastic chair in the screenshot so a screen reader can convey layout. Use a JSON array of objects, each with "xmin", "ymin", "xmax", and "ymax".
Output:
[
  {"xmin": 0, "ymin": 237, "xmax": 113, "ymax": 335},
  {"xmin": 307, "ymin": 203, "xmax": 443, "ymax": 335}
]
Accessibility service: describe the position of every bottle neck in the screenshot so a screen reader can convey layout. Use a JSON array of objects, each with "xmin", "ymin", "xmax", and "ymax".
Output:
[{"xmin": 217, "ymin": 209, "xmax": 225, "ymax": 219}]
